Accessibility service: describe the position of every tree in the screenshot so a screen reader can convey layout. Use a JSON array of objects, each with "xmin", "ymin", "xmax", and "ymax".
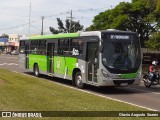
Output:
[
  {"xmin": 87, "ymin": 0, "xmax": 160, "ymax": 47},
  {"xmin": 0, "ymin": 34, "xmax": 9, "ymax": 38},
  {"xmin": 50, "ymin": 18, "xmax": 83, "ymax": 34},
  {"xmin": 145, "ymin": 32, "xmax": 160, "ymax": 50},
  {"xmin": 49, "ymin": 27, "xmax": 59, "ymax": 34}
]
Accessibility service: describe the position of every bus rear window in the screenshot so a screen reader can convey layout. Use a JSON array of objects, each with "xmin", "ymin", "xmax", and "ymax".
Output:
[{"xmin": 19, "ymin": 41, "xmax": 25, "ymax": 54}]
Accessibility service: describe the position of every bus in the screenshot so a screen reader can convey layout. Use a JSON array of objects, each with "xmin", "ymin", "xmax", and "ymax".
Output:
[{"xmin": 19, "ymin": 29, "xmax": 142, "ymax": 88}]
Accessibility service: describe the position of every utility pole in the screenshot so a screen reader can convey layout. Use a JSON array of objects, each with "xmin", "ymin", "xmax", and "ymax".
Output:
[
  {"xmin": 28, "ymin": 2, "xmax": 31, "ymax": 36},
  {"xmin": 68, "ymin": 10, "xmax": 74, "ymax": 33},
  {"xmin": 41, "ymin": 16, "xmax": 44, "ymax": 35}
]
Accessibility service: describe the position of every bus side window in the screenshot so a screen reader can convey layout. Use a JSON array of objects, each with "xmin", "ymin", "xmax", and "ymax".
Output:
[
  {"xmin": 58, "ymin": 39, "xmax": 63, "ymax": 55},
  {"xmin": 39, "ymin": 40, "xmax": 46, "ymax": 55},
  {"xmin": 30, "ymin": 40, "xmax": 39, "ymax": 54},
  {"xmin": 78, "ymin": 40, "xmax": 83, "ymax": 55},
  {"xmin": 58, "ymin": 39, "xmax": 69, "ymax": 55},
  {"xmin": 69, "ymin": 39, "xmax": 83, "ymax": 56},
  {"xmin": 68, "ymin": 39, "xmax": 73, "ymax": 55},
  {"xmin": 63, "ymin": 39, "xmax": 69, "ymax": 55}
]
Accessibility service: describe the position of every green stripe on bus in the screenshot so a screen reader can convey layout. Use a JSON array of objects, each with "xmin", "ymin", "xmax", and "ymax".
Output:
[
  {"xmin": 120, "ymin": 73, "xmax": 138, "ymax": 79},
  {"xmin": 29, "ymin": 33, "xmax": 80, "ymax": 40}
]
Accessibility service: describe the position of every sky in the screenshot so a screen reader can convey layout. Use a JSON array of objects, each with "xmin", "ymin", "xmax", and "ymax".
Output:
[{"xmin": 0, "ymin": 0, "xmax": 131, "ymax": 36}]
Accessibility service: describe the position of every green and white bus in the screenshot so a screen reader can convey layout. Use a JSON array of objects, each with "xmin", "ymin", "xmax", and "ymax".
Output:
[{"xmin": 19, "ymin": 29, "xmax": 142, "ymax": 88}]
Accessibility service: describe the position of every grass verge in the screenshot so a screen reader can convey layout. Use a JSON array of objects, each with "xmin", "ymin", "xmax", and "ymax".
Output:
[{"xmin": 0, "ymin": 69, "xmax": 159, "ymax": 120}]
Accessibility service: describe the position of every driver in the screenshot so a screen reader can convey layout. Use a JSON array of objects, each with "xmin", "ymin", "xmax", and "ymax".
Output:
[{"xmin": 149, "ymin": 61, "xmax": 159, "ymax": 83}]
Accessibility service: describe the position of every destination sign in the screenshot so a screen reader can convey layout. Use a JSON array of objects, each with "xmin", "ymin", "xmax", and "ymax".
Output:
[{"xmin": 110, "ymin": 35, "xmax": 129, "ymax": 39}]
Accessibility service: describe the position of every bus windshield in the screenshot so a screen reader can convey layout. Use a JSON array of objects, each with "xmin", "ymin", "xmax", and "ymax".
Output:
[{"xmin": 102, "ymin": 34, "xmax": 141, "ymax": 74}]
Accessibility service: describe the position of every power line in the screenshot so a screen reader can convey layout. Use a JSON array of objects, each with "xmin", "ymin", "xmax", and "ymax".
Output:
[
  {"xmin": 0, "ymin": 12, "xmax": 38, "ymax": 19},
  {"xmin": 0, "ymin": 19, "xmax": 41, "ymax": 31},
  {"xmin": 0, "ymin": 7, "xmax": 108, "ymax": 33},
  {"xmin": 30, "ymin": 25, "xmax": 40, "ymax": 31},
  {"xmin": 45, "ymin": 7, "xmax": 107, "ymax": 19}
]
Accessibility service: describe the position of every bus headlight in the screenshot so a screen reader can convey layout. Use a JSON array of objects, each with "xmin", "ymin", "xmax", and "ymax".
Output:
[{"xmin": 101, "ymin": 69, "xmax": 110, "ymax": 78}]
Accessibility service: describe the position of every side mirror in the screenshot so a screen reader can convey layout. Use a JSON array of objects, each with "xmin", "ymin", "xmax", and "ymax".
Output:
[{"xmin": 99, "ymin": 45, "xmax": 103, "ymax": 53}]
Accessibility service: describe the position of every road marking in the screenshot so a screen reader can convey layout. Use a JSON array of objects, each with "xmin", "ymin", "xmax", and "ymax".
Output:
[
  {"xmin": 0, "ymin": 63, "xmax": 18, "ymax": 66},
  {"xmin": 0, "ymin": 55, "xmax": 18, "ymax": 60},
  {"xmin": 127, "ymin": 86, "xmax": 160, "ymax": 95},
  {"xmin": 12, "ymin": 71, "xmax": 159, "ymax": 111},
  {"xmin": 63, "ymin": 86, "xmax": 158, "ymax": 111}
]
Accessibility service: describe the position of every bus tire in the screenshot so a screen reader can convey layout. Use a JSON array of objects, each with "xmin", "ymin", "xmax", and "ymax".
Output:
[
  {"xmin": 34, "ymin": 64, "xmax": 40, "ymax": 77},
  {"xmin": 75, "ymin": 72, "xmax": 84, "ymax": 89}
]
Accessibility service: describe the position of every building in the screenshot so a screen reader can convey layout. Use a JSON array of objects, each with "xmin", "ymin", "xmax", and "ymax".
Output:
[
  {"xmin": 5, "ymin": 34, "xmax": 20, "ymax": 52},
  {"xmin": 0, "ymin": 37, "xmax": 8, "ymax": 51}
]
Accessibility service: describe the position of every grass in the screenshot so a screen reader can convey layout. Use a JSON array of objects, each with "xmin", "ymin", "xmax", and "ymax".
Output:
[{"xmin": 0, "ymin": 68, "xmax": 159, "ymax": 120}]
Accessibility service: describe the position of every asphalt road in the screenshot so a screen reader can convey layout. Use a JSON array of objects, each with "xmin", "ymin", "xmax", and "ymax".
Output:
[{"xmin": 0, "ymin": 54, "xmax": 160, "ymax": 111}]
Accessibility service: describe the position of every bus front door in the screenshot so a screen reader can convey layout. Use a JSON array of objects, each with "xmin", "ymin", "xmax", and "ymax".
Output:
[
  {"xmin": 87, "ymin": 42, "xmax": 98, "ymax": 83},
  {"xmin": 47, "ymin": 43, "xmax": 55, "ymax": 73}
]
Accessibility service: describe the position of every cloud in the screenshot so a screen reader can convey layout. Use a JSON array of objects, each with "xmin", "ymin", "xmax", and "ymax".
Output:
[{"xmin": 0, "ymin": 0, "xmax": 131, "ymax": 35}]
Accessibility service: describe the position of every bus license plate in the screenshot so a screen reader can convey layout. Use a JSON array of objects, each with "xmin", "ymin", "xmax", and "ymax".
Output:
[{"xmin": 121, "ymin": 83, "xmax": 128, "ymax": 86}]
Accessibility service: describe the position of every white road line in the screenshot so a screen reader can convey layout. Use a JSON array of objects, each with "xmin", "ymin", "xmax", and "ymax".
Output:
[
  {"xmin": 0, "ymin": 63, "xmax": 18, "ymax": 66},
  {"xmin": 12, "ymin": 71, "xmax": 158, "ymax": 111},
  {"xmin": 59, "ymin": 85, "xmax": 158, "ymax": 111},
  {"xmin": 127, "ymin": 87, "xmax": 160, "ymax": 95},
  {"xmin": 0, "ymin": 56, "xmax": 18, "ymax": 60}
]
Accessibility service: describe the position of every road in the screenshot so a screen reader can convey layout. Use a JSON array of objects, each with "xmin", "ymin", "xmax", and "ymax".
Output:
[{"xmin": 0, "ymin": 54, "xmax": 160, "ymax": 111}]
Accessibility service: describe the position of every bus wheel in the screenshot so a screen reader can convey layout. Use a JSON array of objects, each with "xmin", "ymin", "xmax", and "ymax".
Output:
[
  {"xmin": 34, "ymin": 64, "xmax": 39, "ymax": 77},
  {"xmin": 75, "ymin": 72, "xmax": 84, "ymax": 89}
]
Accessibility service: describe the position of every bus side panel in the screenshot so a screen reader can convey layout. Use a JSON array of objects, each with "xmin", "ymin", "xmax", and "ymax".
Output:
[
  {"xmin": 29, "ymin": 54, "xmax": 48, "ymax": 71},
  {"xmin": 65, "ymin": 57, "xmax": 77, "ymax": 76},
  {"xmin": 77, "ymin": 59, "xmax": 87, "ymax": 83},
  {"xmin": 54, "ymin": 56, "xmax": 77, "ymax": 79},
  {"xmin": 54, "ymin": 56, "xmax": 66, "ymax": 75}
]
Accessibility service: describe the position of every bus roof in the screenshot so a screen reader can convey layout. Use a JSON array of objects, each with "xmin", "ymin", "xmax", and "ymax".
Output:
[
  {"xmin": 29, "ymin": 33, "xmax": 80, "ymax": 40},
  {"xmin": 28, "ymin": 30, "xmax": 137, "ymax": 40}
]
